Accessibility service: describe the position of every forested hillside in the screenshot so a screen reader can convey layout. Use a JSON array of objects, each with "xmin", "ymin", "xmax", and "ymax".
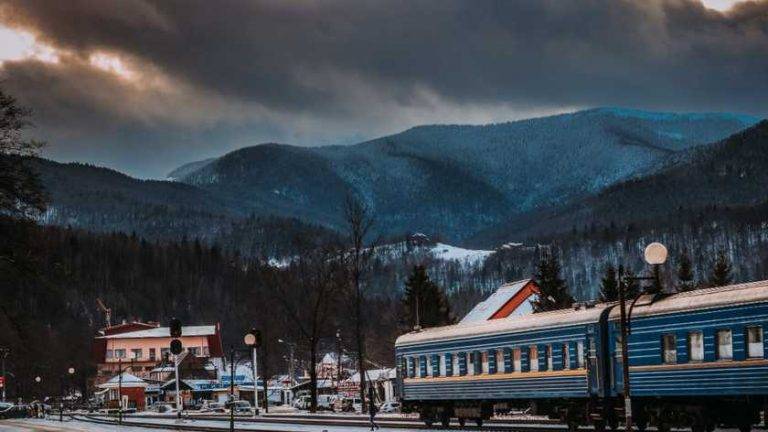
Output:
[
  {"xmin": 173, "ymin": 108, "xmax": 755, "ymax": 241},
  {"xmin": 0, "ymin": 216, "xmax": 402, "ymax": 398}
]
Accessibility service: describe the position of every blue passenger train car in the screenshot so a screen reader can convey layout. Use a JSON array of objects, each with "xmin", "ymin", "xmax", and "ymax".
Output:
[{"xmin": 394, "ymin": 280, "xmax": 768, "ymax": 431}]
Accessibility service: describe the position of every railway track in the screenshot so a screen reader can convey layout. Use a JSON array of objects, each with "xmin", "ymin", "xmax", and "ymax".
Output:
[{"xmin": 74, "ymin": 413, "xmax": 569, "ymax": 432}]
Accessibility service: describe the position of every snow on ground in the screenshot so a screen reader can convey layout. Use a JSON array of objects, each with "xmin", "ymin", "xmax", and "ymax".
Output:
[{"xmin": 429, "ymin": 243, "xmax": 493, "ymax": 265}]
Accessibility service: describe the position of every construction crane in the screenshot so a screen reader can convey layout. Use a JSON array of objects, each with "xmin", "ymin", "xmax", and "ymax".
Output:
[{"xmin": 96, "ymin": 298, "xmax": 112, "ymax": 329}]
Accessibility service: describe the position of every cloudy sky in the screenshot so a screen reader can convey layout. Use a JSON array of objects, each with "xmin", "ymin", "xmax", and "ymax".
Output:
[{"xmin": 0, "ymin": 0, "xmax": 766, "ymax": 178}]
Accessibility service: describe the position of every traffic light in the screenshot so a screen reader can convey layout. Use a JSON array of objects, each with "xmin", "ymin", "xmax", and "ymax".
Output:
[
  {"xmin": 170, "ymin": 339, "xmax": 183, "ymax": 355},
  {"xmin": 170, "ymin": 318, "xmax": 182, "ymax": 338}
]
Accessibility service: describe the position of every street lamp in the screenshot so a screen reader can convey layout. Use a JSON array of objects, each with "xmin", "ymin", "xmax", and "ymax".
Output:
[
  {"xmin": 0, "ymin": 347, "xmax": 9, "ymax": 403},
  {"xmin": 244, "ymin": 329, "xmax": 261, "ymax": 417},
  {"xmin": 618, "ymin": 242, "xmax": 667, "ymax": 432},
  {"xmin": 60, "ymin": 366, "xmax": 75, "ymax": 422}
]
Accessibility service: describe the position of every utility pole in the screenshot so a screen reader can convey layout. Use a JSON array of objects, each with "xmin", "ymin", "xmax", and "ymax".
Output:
[
  {"xmin": 617, "ymin": 266, "xmax": 633, "ymax": 432},
  {"xmin": 0, "ymin": 348, "xmax": 9, "ymax": 402},
  {"xmin": 118, "ymin": 358, "xmax": 123, "ymax": 425},
  {"xmin": 229, "ymin": 347, "xmax": 235, "ymax": 432}
]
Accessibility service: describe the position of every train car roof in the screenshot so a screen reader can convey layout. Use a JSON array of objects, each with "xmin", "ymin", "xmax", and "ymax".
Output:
[
  {"xmin": 610, "ymin": 279, "xmax": 768, "ymax": 320},
  {"xmin": 396, "ymin": 302, "xmax": 610, "ymax": 347}
]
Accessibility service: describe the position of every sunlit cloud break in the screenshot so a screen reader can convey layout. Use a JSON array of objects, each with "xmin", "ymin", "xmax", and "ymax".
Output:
[{"xmin": 0, "ymin": 24, "xmax": 58, "ymax": 64}]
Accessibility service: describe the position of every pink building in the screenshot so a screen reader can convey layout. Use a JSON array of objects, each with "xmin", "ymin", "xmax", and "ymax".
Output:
[{"xmin": 92, "ymin": 321, "xmax": 223, "ymax": 386}]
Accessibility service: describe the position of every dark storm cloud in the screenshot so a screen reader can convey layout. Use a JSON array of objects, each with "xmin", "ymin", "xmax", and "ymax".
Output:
[{"xmin": 0, "ymin": 0, "xmax": 767, "ymax": 177}]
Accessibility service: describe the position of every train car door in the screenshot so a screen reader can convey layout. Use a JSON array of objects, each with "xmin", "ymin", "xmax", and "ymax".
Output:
[{"xmin": 586, "ymin": 324, "xmax": 601, "ymax": 396}]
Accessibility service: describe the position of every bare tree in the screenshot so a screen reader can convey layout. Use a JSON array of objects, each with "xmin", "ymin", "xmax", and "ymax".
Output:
[
  {"xmin": 270, "ymin": 244, "xmax": 344, "ymax": 412},
  {"xmin": 343, "ymin": 196, "xmax": 375, "ymax": 411},
  {"xmin": 0, "ymin": 88, "xmax": 46, "ymax": 217}
]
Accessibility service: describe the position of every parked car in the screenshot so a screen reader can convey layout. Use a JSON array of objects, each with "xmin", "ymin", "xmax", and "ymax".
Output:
[
  {"xmin": 226, "ymin": 400, "xmax": 252, "ymax": 414},
  {"xmin": 293, "ymin": 395, "xmax": 311, "ymax": 410},
  {"xmin": 339, "ymin": 397, "xmax": 362, "ymax": 413},
  {"xmin": 379, "ymin": 401, "xmax": 400, "ymax": 413},
  {"xmin": 147, "ymin": 403, "xmax": 177, "ymax": 414},
  {"xmin": 316, "ymin": 395, "xmax": 336, "ymax": 411},
  {"xmin": 201, "ymin": 402, "xmax": 226, "ymax": 413}
]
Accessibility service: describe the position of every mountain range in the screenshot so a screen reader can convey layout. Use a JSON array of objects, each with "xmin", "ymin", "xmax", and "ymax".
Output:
[{"xmin": 32, "ymin": 107, "xmax": 762, "ymax": 257}]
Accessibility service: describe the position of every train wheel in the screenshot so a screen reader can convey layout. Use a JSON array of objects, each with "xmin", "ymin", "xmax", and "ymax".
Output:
[
  {"xmin": 475, "ymin": 418, "xmax": 483, "ymax": 427},
  {"xmin": 458, "ymin": 418, "xmax": 466, "ymax": 427},
  {"xmin": 636, "ymin": 419, "xmax": 647, "ymax": 432},
  {"xmin": 593, "ymin": 419, "xmax": 606, "ymax": 432},
  {"xmin": 440, "ymin": 412, "xmax": 451, "ymax": 428}
]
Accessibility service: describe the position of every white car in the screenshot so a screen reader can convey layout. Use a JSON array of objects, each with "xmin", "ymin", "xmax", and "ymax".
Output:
[{"xmin": 379, "ymin": 401, "xmax": 400, "ymax": 413}]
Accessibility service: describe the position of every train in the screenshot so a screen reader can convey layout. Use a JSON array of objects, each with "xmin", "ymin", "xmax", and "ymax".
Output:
[{"xmin": 394, "ymin": 280, "xmax": 768, "ymax": 431}]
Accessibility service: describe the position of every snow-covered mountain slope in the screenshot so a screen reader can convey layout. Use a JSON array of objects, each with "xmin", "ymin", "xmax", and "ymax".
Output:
[{"xmin": 170, "ymin": 107, "xmax": 757, "ymax": 242}]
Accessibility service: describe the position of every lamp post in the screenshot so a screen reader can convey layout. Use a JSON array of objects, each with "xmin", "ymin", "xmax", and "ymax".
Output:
[
  {"xmin": 0, "ymin": 347, "xmax": 9, "ymax": 402},
  {"xmin": 60, "ymin": 367, "xmax": 75, "ymax": 422},
  {"xmin": 278, "ymin": 339, "xmax": 296, "ymax": 388},
  {"xmin": 336, "ymin": 330, "xmax": 343, "ymax": 386},
  {"xmin": 244, "ymin": 329, "xmax": 261, "ymax": 417},
  {"xmin": 618, "ymin": 242, "xmax": 667, "ymax": 432}
]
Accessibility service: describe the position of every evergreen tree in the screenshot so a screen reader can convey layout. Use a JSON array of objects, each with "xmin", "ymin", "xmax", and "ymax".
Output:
[
  {"xmin": 676, "ymin": 250, "xmax": 695, "ymax": 292},
  {"xmin": 533, "ymin": 253, "xmax": 574, "ymax": 312},
  {"xmin": 599, "ymin": 264, "xmax": 619, "ymax": 302},
  {"xmin": 402, "ymin": 265, "xmax": 453, "ymax": 329},
  {"xmin": 710, "ymin": 250, "xmax": 733, "ymax": 287},
  {"xmin": 621, "ymin": 265, "xmax": 641, "ymax": 299}
]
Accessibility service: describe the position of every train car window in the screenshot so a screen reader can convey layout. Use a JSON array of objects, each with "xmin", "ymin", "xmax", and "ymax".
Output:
[
  {"xmin": 481, "ymin": 351, "xmax": 489, "ymax": 374},
  {"xmin": 530, "ymin": 346, "xmax": 539, "ymax": 371},
  {"xmin": 468, "ymin": 352, "xmax": 476, "ymax": 375},
  {"xmin": 426, "ymin": 355, "xmax": 433, "ymax": 377},
  {"xmin": 496, "ymin": 349, "xmax": 505, "ymax": 372},
  {"xmin": 562, "ymin": 343, "xmax": 570, "ymax": 369},
  {"xmin": 458, "ymin": 352, "xmax": 468, "ymax": 376},
  {"xmin": 444, "ymin": 353, "xmax": 453, "ymax": 376},
  {"xmin": 577, "ymin": 341, "xmax": 585, "ymax": 368},
  {"xmin": 546, "ymin": 345, "xmax": 553, "ymax": 371},
  {"xmin": 513, "ymin": 348, "xmax": 522, "ymax": 372},
  {"xmin": 662, "ymin": 334, "xmax": 677, "ymax": 364},
  {"xmin": 747, "ymin": 326, "xmax": 764, "ymax": 358},
  {"xmin": 716, "ymin": 329, "xmax": 733, "ymax": 360},
  {"xmin": 453, "ymin": 353, "xmax": 461, "ymax": 375},
  {"xmin": 688, "ymin": 331, "xmax": 704, "ymax": 362}
]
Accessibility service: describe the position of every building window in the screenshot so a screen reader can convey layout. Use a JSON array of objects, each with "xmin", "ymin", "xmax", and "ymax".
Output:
[
  {"xmin": 747, "ymin": 326, "xmax": 764, "ymax": 358},
  {"xmin": 513, "ymin": 348, "xmax": 521, "ymax": 372},
  {"xmin": 202, "ymin": 346, "xmax": 210, "ymax": 356},
  {"xmin": 496, "ymin": 350, "xmax": 504, "ymax": 372},
  {"xmin": 688, "ymin": 331, "xmax": 704, "ymax": 362},
  {"xmin": 562, "ymin": 344, "xmax": 570, "ymax": 369},
  {"xmin": 188, "ymin": 347, "xmax": 200, "ymax": 356},
  {"xmin": 662, "ymin": 334, "xmax": 677, "ymax": 363},
  {"xmin": 468, "ymin": 352, "xmax": 475, "ymax": 375},
  {"xmin": 106, "ymin": 350, "xmax": 114, "ymax": 360},
  {"xmin": 716, "ymin": 329, "xmax": 733, "ymax": 360},
  {"xmin": 149, "ymin": 348, "xmax": 156, "ymax": 361},
  {"xmin": 530, "ymin": 346, "xmax": 539, "ymax": 371},
  {"xmin": 114, "ymin": 349, "xmax": 126, "ymax": 359},
  {"xmin": 453, "ymin": 353, "xmax": 460, "ymax": 375},
  {"xmin": 160, "ymin": 348, "xmax": 170, "ymax": 359},
  {"xmin": 546, "ymin": 345, "xmax": 553, "ymax": 371},
  {"xmin": 131, "ymin": 349, "xmax": 142, "ymax": 359},
  {"xmin": 577, "ymin": 341, "xmax": 585, "ymax": 368}
]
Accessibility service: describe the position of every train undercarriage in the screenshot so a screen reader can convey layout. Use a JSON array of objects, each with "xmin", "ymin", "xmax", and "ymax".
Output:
[{"xmin": 405, "ymin": 396, "xmax": 768, "ymax": 431}]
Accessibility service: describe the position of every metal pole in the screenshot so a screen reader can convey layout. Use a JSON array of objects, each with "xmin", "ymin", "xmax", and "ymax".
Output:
[
  {"xmin": 618, "ymin": 267, "xmax": 633, "ymax": 432},
  {"xmin": 229, "ymin": 348, "xmax": 235, "ymax": 432},
  {"xmin": 59, "ymin": 373, "xmax": 64, "ymax": 422},
  {"xmin": 0, "ymin": 348, "xmax": 7, "ymax": 402},
  {"xmin": 118, "ymin": 358, "xmax": 122, "ymax": 425},
  {"xmin": 252, "ymin": 346, "xmax": 259, "ymax": 416},
  {"xmin": 174, "ymin": 354, "xmax": 181, "ymax": 413}
]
